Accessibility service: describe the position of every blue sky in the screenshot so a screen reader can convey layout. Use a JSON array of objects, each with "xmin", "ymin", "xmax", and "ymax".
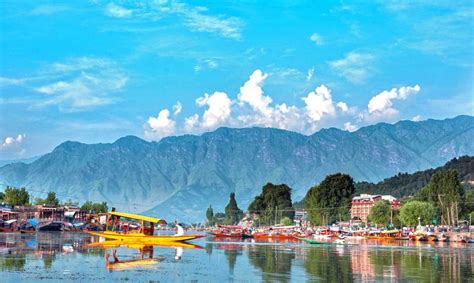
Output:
[{"xmin": 0, "ymin": 0, "xmax": 473, "ymax": 159}]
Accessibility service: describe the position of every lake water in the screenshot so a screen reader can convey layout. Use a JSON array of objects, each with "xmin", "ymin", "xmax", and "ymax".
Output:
[{"xmin": 0, "ymin": 232, "xmax": 472, "ymax": 282}]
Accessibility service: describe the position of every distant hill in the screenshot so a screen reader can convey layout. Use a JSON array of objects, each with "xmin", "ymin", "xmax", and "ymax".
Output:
[
  {"xmin": 0, "ymin": 115, "xmax": 472, "ymax": 222},
  {"xmin": 0, "ymin": 155, "xmax": 42, "ymax": 167},
  {"xmin": 355, "ymin": 155, "xmax": 474, "ymax": 198}
]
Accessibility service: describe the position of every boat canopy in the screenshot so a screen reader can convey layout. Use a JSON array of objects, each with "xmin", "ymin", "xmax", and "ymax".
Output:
[{"xmin": 108, "ymin": 211, "xmax": 166, "ymax": 224}]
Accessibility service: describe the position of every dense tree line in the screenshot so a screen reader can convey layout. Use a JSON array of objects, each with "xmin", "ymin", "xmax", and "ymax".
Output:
[
  {"xmin": 355, "ymin": 156, "xmax": 473, "ymax": 198},
  {"xmin": 0, "ymin": 186, "xmax": 108, "ymax": 213}
]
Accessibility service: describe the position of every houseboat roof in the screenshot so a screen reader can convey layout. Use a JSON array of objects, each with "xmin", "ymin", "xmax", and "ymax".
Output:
[{"xmin": 108, "ymin": 211, "xmax": 166, "ymax": 224}]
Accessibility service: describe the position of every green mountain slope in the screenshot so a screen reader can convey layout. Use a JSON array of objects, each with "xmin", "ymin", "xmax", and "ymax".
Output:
[{"xmin": 355, "ymin": 155, "xmax": 474, "ymax": 197}]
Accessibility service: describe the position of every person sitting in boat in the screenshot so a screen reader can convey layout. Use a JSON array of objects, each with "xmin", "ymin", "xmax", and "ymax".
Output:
[{"xmin": 114, "ymin": 216, "xmax": 121, "ymax": 232}]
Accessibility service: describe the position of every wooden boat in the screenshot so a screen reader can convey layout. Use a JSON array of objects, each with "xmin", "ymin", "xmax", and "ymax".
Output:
[
  {"xmin": 410, "ymin": 232, "xmax": 428, "ymax": 241},
  {"xmin": 395, "ymin": 236, "xmax": 409, "ymax": 240},
  {"xmin": 427, "ymin": 234, "xmax": 438, "ymax": 242},
  {"xmin": 38, "ymin": 221, "xmax": 63, "ymax": 232},
  {"xmin": 436, "ymin": 234, "xmax": 448, "ymax": 242},
  {"xmin": 298, "ymin": 237, "xmax": 359, "ymax": 246},
  {"xmin": 0, "ymin": 219, "xmax": 18, "ymax": 232},
  {"xmin": 252, "ymin": 233, "xmax": 295, "ymax": 240},
  {"xmin": 86, "ymin": 211, "xmax": 204, "ymax": 243},
  {"xmin": 20, "ymin": 229, "xmax": 36, "ymax": 234},
  {"xmin": 379, "ymin": 229, "xmax": 400, "ymax": 240},
  {"xmin": 209, "ymin": 225, "xmax": 253, "ymax": 239},
  {"xmin": 252, "ymin": 225, "xmax": 298, "ymax": 240},
  {"xmin": 88, "ymin": 240, "xmax": 202, "ymax": 250},
  {"xmin": 299, "ymin": 238, "xmax": 332, "ymax": 245}
]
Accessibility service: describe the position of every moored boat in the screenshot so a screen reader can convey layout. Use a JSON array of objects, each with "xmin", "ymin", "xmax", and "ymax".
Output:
[
  {"xmin": 38, "ymin": 221, "xmax": 63, "ymax": 232},
  {"xmin": 299, "ymin": 237, "xmax": 359, "ymax": 246},
  {"xmin": 209, "ymin": 225, "xmax": 253, "ymax": 239}
]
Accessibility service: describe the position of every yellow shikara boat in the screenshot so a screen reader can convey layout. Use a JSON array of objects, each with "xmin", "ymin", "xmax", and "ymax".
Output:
[
  {"xmin": 86, "ymin": 211, "xmax": 204, "ymax": 243},
  {"xmin": 87, "ymin": 240, "xmax": 203, "ymax": 250}
]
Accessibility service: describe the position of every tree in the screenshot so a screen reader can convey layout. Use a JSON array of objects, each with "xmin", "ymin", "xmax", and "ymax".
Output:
[
  {"xmin": 417, "ymin": 170, "xmax": 464, "ymax": 225},
  {"xmin": 305, "ymin": 173, "xmax": 355, "ymax": 225},
  {"xmin": 62, "ymin": 199, "xmax": 79, "ymax": 207},
  {"xmin": 248, "ymin": 183, "xmax": 295, "ymax": 226},
  {"xmin": 368, "ymin": 200, "xmax": 391, "ymax": 227},
  {"xmin": 399, "ymin": 201, "xmax": 435, "ymax": 226},
  {"xmin": 3, "ymin": 186, "xmax": 30, "ymax": 206},
  {"xmin": 214, "ymin": 212, "xmax": 226, "ymax": 224},
  {"xmin": 206, "ymin": 205, "xmax": 215, "ymax": 226},
  {"xmin": 224, "ymin": 193, "xmax": 243, "ymax": 225},
  {"xmin": 35, "ymin": 192, "xmax": 60, "ymax": 206},
  {"xmin": 280, "ymin": 216, "xmax": 293, "ymax": 226},
  {"xmin": 81, "ymin": 201, "xmax": 108, "ymax": 213}
]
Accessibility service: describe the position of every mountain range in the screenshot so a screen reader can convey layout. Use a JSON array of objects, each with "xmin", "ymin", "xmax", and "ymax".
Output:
[{"xmin": 0, "ymin": 115, "xmax": 473, "ymax": 222}]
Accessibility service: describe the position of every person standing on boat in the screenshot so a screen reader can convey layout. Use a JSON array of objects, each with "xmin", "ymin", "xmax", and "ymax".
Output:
[{"xmin": 175, "ymin": 221, "xmax": 184, "ymax": 236}]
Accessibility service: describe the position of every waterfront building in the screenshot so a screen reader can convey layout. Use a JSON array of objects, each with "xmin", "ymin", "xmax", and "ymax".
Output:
[
  {"xmin": 294, "ymin": 209, "xmax": 308, "ymax": 226},
  {"xmin": 12, "ymin": 205, "xmax": 87, "ymax": 223},
  {"xmin": 351, "ymin": 194, "xmax": 400, "ymax": 223},
  {"xmin": 0, "ymin": 206, "xmax": 18, "ymax": 221}
]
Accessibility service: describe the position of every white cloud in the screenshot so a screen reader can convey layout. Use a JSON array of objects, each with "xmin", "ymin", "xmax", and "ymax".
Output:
[
  {"xmin": 306, "ymin": 68, "xmax": 314, "ymax": 81},
  {"xmin": 105, "ymin": 3, "xmax": 133, "ymax": 18},
  {"xmin": 196, "ymin": 91, "xmax": 232, "ymax": 129},
  {"xmin": 2, "ymin": 134, "xmax": 24, "ymax": 147},
  {"xmin": 336, "ymin": 102, "xmax": 349, "ymax": 112},
  {"xmin": 329, "ymin": 52, "xmax": 375, "ymax": 84},
  {"xmin": 100, "ymin": 1, "xmax": 243, "ymax": 39},
  {"xmin": 32, "ymin": 57, "xmax": 128, "ymax": 111},
  {"xmin": 0, "ymin": 77, "xmax": 24, "ymax": 87},
  {"xmin": 173, "ymin": 101, "xmax": 182, "ymax": 115},
  {"xmin": 184, "ymin": 114, "xmax": 199, "ymax": 132},
  {"xmin": 182, "ymin": 9, "xmax": 243, "ymax": 40},
  {"xmin": 144, "ymin": 109, "xmax": 176, "ymax": 140},
  {"xmin": 1, "ymin": 134, "xmax": 26, "ymax": 156},
  {"xmin": 142, "ymin": 70, "xmax": 418, "ymax": 140},
  {"xmin": 344, "ymin": 122, "xmax": 358, "ymax": 132},
  {"xmin": 237, "ymin": 70, "xmax": 271, "ymax": 116},
  {"xmin": 367, "ymin": 85, "xmax": 421, "ymax": 118},
  {"xmin": 30, "ymin": 5, "xmax": 69, "ymax": 15},
  {"xmin": 412, "ymin": 115, "xmax": 422, "ymax": 122},
  {"xmin": 309, "ymin": 33, "xmax": 324, "ymax": 45},
  {"xmin": 194, "ymin": 59, "xmax": 219, "ymax": 72},
  {"xmin": 302, "ymin": 85, "xmax": 336, "ymax": 122}
]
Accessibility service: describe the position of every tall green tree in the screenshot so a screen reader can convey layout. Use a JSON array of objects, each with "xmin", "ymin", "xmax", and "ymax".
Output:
[
  {"xmin": 35, "ymin": 192, "xmax": 60, "ymax": 206},
  {"xmin": 416, "ymin": 170, "xmax": 464, "ymax": 225},
  {"xmin": 248, "ymin": 183, "xmax": 295, "ymax": 226},
  {"xmin": 206, "ymin": 205, "xmax": 215, "ymax": 226},
  {"xmin": 305, "ymin": 173, "xmax": 355, "ymax": 225},
  {"xmin": 81, "ymin": 201, "xmax": 108, "ymax": 213},
  {"xmin": 224, "ymin": 193, "xmax": 243, "ymax": 225},
  {"xmin": 3, "ymin": 186, "xmax": 30, "ymax": 206},
  {"xmin": 399, "ymin": 201, "xmax": 435, "ymax": 226},
  {"xmin": 368, "ymin": 200, "xmax": 392, "ymax": 227}
]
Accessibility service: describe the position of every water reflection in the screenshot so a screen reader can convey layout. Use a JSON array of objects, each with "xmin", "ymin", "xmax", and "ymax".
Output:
[
  {"xmin": 0, "ymin": 233, "xmax": 472, "ymax": 281},
  {"xmin": 304, "ymin": 247, "xmax": 353, "ymax": 282}
]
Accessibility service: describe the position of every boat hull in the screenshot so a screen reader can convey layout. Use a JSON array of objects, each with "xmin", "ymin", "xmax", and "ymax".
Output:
[
  {"xmin": 87, "ymin": 231, "xmax": 204, "ymax": 243},
  {"xmin": 88, "ymin": 240, "xmax": 202, "ymax": 249}
]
